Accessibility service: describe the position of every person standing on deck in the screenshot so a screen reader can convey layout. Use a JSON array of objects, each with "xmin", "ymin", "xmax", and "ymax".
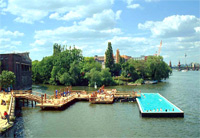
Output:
[{"xmin": 1, "ymin": 111, "xmax": 10, "ymax": 125}]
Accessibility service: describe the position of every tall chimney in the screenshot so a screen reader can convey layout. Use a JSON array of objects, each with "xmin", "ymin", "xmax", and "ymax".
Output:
[{"xmin": 116, "ymin": 49, "xmax": 120, "ymax": 63}]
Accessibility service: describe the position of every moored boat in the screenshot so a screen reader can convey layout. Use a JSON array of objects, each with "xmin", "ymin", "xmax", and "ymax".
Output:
[
  {"xmin": 181, "ymin": 70, "xmax": 188, "ymax": 72},
  {"xmin": 144, "ymin": 80, "xmax": 158, "ymax": 84}
]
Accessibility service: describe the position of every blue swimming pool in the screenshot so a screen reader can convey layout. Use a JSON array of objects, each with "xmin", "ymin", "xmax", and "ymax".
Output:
[{"xmin": 136, "ymin": 93, "xmax": 184, "ymax": 117}]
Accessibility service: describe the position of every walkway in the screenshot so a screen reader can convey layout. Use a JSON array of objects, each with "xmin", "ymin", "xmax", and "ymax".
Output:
[{"xmin": 11, "ymin": 86, "xmax": 141, "ymax": 109}]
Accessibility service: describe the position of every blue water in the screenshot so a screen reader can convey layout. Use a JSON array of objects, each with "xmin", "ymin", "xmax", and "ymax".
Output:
[
  {"xmin": 14, "ymin": 71, "xmax": 200, "ymax": 137},
  {"xmin": 137, "ymin": 93, "xmax": 182, "ymax": 112}
]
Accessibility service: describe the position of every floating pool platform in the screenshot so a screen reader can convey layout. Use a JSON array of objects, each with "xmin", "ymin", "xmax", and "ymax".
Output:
[{"xmin": 136, "ymin": 93, "xmax": 184, "ymax": 117}]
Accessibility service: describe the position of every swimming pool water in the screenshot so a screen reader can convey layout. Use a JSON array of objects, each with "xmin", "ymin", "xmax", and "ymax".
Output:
[{"xmin": 137, "ymin": 93, "xmax": 182, "ymax": 113}]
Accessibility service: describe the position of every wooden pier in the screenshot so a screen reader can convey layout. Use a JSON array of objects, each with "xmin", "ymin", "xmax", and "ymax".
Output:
[{"xmin": 11, "ymin": 86, "xmax": 141, "ymax": 109}]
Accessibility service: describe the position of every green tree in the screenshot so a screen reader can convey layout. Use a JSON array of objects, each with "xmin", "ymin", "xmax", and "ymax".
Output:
[
  {"xmin": 32, "ymin": 60, "xmax": 42, "ymax": 83},
  {"xmin": 105, "ymin": 42, "xmax": 114, "ymax": 75},
  {"xmin": 119, "ymin": 56, "xmax": 125, "ymax": 65},
  {"xmin": 69, "ymin": 61, "xmax": 81, "ymax": 85},
  {"xmin": 113, "ymin": 63, "xmax": 121, "ymax": 76},
  {"xmin": 144, "ymin": 56, "xmax": 172, "ymax": 81},
  {"xmin": 85, "ymin": 68, "xmax": 103, "ymax": 87},
  {"xmin": 38, "ymin": 56, "xmax": 54, "ymax": 83},
  {"xmin": 0, "ymin": 70, "xmax": 16, "ymax": 88},
  {"xmin": 0, "ymin": 61, "xmax": 1, "ymax": 73},
  {"xmin": 59, "ymin": 72, "xmax": 73, "ymax": 86},
  {"xmin": 53, "ymin": 43, "xmax": 62, "ymax": 56},
  {"xmin": 128, "ymin": 59, "xmax": 146, "ymax": 79},
  {"xmin": 101, "ymin": 68, "xmax": 114, "ymax": 86},
  {"xmin": 81, "ymin": 57, "xmax": 101, "ymax": 73},
  {"xmin": 32, "ymin": 44, "xmax": 84, "ymax": 85},
  {"xmin": 121, "ymin": 62, "xmax": 139, "ymax": 82},
  {"xmin": 49, "ymin": 65, "xmax": 60, "ymax": 85}
]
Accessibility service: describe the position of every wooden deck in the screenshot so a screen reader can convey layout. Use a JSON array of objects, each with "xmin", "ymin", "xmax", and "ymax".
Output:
[{"xmin": 11, "ymin": 86, "xmax": 141, "ymax": 109}]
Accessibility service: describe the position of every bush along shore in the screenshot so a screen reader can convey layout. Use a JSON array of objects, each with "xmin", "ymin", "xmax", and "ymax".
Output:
[{"xmin": 32, "ymin": 43, "xmax": 172, "ymax": 87}]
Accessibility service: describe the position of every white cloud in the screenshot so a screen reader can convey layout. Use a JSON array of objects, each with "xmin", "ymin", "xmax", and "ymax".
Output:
[
  {"xmin": 178, "ymin": 46, "xmax": 184, "ymax": 49},
  {"xmin": 125, "ymin": 0, "xmax": 141, "ymax": 9},
  {"xmin": 0, "ymin": 38, "xmax": 10, "ymax": 43},
  {"xmin": 0, "ymin": 0, "xmax": 6, "ymax": 8},
  {"xmin": 0, "ymin": 29, "xmax": 24, "ymax": 53},
  {"xmin": 107, "ymin": 36, "xmax": 149, "ymax": 56},
  {"xmin": 30, "ymin": 9, "xmax": 123, "ymax": 58},
  {"xmin": 100, "ymin": 28, "xmax": 122, "ymax": 34},
  {"xmin": 30, "ymin": 47, "xmax": 40, "ymax": 52},
  {"xmin": 32, "ymin": 9, "xmax": 121, "ymax": 44},
  {"xmin": 138, "ymin": 15, "xmax": 200, "ymax": 38},
  {"xmin": 111, "ymin": 36, "xmax": 147, "ymax": 43},
  {"xmin": 3, "ymin": 0, "xmax": 114, "ymax": 23},
  {"xmin": 30, "ymin": 39, "xmax": 46, "ymax": 47},
  {"xmin": 40, "ymin": 20, "xmax": 44, "ymax": 24},
  {"xmin": 30, "ymin": 10, "xmax": 122, "ymax": 55},
  {"xmin": 49, "ymin": 11, "xmax": 82, "ymax": 21},
  {"xmin": 49, "ymin": 12, "xmax": 59, "ymax": 19},
  {"xmin": 32, "ymin": 25, "xmax": 121, "ymax": 45},
  {"xmin": 0, "ymin": 29, "xmax": 24, "ymax": 37},
  {"xmin": 127, "ymin": 0, "xmax": 133, "ymax": 5},
  {"xmin": 116, "ymin": 10, "xmax": 122, "ymax": 20},
  {"xmin": 194, "ymin": 27, "xmax": 200, "ymax": 33},
  {"xmin": 11, "ymin": 41, "xmax": 21, "ymax": 46},
  {"xmin": 78, "ymin": 9, "xmax": 120, "ymax": 30},
  {"xmin": 127, "ymin": 4, "xmax": 141, "ymax": 9},
  {"xmin": 162, "ymin": 55, "xmax": 169, "ymax": 59},
  {"xmin": 145, "ymin": 0, "xmax": 160, "ymax": 2}
]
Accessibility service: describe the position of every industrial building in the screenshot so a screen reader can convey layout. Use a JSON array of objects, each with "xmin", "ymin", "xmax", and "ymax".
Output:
[{"xmin": 0, "ymin": 52, "xmax": 32, "ymax": 90}]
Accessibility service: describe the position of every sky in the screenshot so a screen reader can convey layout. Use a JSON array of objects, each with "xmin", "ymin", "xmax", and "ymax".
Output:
[{"xmin": 0, "ymin": 0, "xmax": 199, "ymax": 66}]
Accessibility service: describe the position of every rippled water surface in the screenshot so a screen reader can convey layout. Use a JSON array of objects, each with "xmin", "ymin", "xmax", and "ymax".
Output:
[{"xmin": 15, "ymin": 71, "xmax": 200, "ymax": 137}]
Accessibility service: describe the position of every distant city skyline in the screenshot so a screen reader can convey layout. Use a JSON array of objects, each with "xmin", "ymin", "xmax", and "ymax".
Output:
[{"xmin": 0, "ymin": 0, "xmax": 199, "ymax": 65}]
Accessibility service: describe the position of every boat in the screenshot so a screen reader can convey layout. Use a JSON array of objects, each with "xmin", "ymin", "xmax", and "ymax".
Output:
[
  {"xmin": 144, "ymin": 80, "xmax": 158, "ymax": 84},
  {"xmin": 94, "ymin": 82, "xmax": 97, "ymax": 89},
  {"xmin": 181, "ymin": 70, "xmax": 188, "ymax": 72}
]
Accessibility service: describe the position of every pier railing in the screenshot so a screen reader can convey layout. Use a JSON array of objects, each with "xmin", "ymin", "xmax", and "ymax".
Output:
[
  {"xmin": 7, "ymin": 86, "xmax": 141, "ymax": 108},
  {"xmin": 12, "ymin": 90, "xmax": 52, "ymax": 104},
  {"xmin": 8, "ymin": 95, "xmax": 14, "ymax": 116}
]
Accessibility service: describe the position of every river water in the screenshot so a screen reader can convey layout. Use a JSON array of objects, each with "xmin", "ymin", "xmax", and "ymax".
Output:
[{"xmin": 14, "ymin": 71, "xmax": 200, "ymax": 137}]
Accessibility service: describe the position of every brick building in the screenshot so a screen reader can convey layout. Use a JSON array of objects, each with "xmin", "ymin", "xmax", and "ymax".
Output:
[
  {"xmin": 0, "ymin": 52, "xmax": 32, "ymax": 90},
  {"xmin": 94, "ymin": 49, "xmax": 148, "ymax": 66}
]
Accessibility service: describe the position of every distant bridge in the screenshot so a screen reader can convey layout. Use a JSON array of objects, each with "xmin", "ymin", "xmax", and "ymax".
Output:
[{"xmin": 171, "ymin": 67, "xmax": 199, "ymax": 71}]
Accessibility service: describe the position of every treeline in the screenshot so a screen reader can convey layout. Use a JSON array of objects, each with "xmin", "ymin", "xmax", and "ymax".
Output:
[
  {"xmin": 32, "ymin": 43, "xmax": 114, "ymax": 86},
  {"xmin": 120, "ymin": 56, "xmax": 172, "ymax": 82},
  {"xmin": 32, "ymin": 43, "xmax": 172, "ymax": 86},
  {"xmin": 104, "ymin": 42, "xmax": 172, "ymax": 83}
]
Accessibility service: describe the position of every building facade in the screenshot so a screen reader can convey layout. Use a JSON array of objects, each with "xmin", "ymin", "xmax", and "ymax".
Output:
[
  {"xmin": 94, "ymin": 49, "xmax": 148, "ymax": 66},
  {"xmin": 0, "ymin": 52, "xmax": 32, "ymax": 90}
]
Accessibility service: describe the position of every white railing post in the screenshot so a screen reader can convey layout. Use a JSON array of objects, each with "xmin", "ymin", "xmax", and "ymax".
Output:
[{"xmin": 8, "ymin": 95, "xmax": 13, "ymax": 116}]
